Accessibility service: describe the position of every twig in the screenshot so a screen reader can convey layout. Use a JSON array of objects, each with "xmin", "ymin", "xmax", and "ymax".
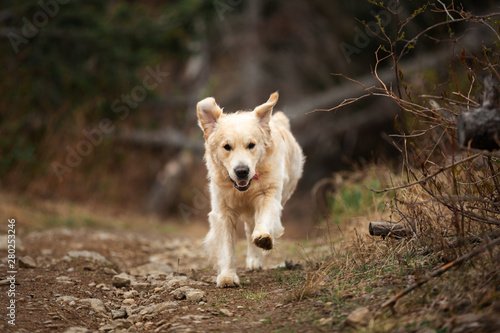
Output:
[
  {"xmin": 451, "ymin": 91, "xmax": 480, "ymax": 107},
  {"xmin": 435, "ymin": 195, "xmax": 500, "ymax": 207},
  {"xmin": 437, "ymin": 0, "xmax": 454, "ymax": 21},
  {"xmin": 419, "ymin": 94, "xmax": 479, "ymax": 107},
  {"xmin": 331, "ymin": 73, "xmax": 373, "ymax": 92},
  {"xmin": 487, "ymin": 157, "xmax": 500, "ymax": 195},
  {"xmin": 379, "ymin": 235, "xmax": 500, "ymax": 310},
  {"xmin": 396, "ymin": 12, "xmax": 500, "ymax": 63},
  {"xmin": 449, "ymin": 230, "xmax": 500, "ymax": 248},
  {"xmin": 369, "ymin": 153, "xmax": 482, "ymax": 193}
]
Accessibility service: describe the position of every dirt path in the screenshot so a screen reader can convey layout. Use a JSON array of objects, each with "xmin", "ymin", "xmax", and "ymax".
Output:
[{"xmin": 1, "ymin": 227, "xmax": 335, "ymax": 332}]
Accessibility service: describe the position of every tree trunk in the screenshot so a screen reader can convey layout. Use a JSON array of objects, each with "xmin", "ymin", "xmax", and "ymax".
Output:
[
  {"xmin": 458, "ymin": 109, "xmax": 500, "ymax": 150},
  {"xmin": 458, "ymin": 76, "xmax": 500, "ymax": 151}
]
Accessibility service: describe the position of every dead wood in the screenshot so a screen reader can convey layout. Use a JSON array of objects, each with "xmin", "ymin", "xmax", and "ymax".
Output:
[
  {"xmin": 368, "ymin": 222, "xmax": 408, "ymax": 239},
  {"xmin": 458, "ymin": 77, "xmax": 500, "ymax": 151}
]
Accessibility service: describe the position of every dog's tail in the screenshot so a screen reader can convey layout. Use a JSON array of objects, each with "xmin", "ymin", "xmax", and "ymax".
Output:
[{"xmin": 272, "ymin": 111, "xmax": 290, "ymax": 130}]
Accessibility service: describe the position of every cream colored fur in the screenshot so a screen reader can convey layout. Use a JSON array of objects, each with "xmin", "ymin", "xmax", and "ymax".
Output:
[{"xmin": 197, "ymin": 92, "xmax": 304, "ymax": 288}]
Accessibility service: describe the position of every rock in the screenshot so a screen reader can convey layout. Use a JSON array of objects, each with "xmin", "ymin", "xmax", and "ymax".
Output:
[
  {"xmin": 104, "ymin": 267, "xmax": 117, "ymax": 275},
  {"xmin": 171, "ymin": 286, "xmax": 207, "ymax": 303},
  {"xmin": 99, "ymin": 319, "xmax": 134, "ymax": 332},
  {"xmin": 56, "ymin": 276, "xmax": 73, "ymax": 284},
  {"xmin": 79, "ymin": 298, "xmax": 107, "ymax": 314},
  {"xmin": 19, "ymin": 256, "xmax": 37, "ymax": 268},
  {"xmin": 200, "ymin": 275, "xmax": 217, "ymax": 284},
  {"xmin": 318, "ymin": 317, "xmax": 333, "ymax": 325},
  {"xmin": 0, "ymin": 235, "xmax": 24, "ymax": 251},
  {"xmin": 63, "ymin": 327, "xmax": 91, "ymax": 333},
  {"xmin": 131, "ymin": 282, "xmax": 151, "ymax": 291},
  {"xmin": 130, "ymin": 262, "xmax": 173, "ymax": 276},
  {"xmin": 164, "ymin": 276, "xmax": 191, "ymax": 290},
  {"xmin": 112, "ymin": 273, "xmax": 133, "ymax": 288},
  {"xmin": 111, "ymin": 309, "xmax": 127, "ymax": 319},
  {"xmin": 220, "ymin": 308, "xmax": 233, "ymax": 317},
  {"xmin": 179, "ymin": 314, "xmax": 210, "ymax": 321},
  {"xmin": 57, "ymin": 296, "xmax": 79, "ymax": 303},
  {"xmin": 137, "ymin": 301, "xmax": 178, "ymax": 317},
  {"xmin": 123, "ymin": 298, "xmax": 135, "ymax": 305},
  {"xmin": 66, "ymin": 251, "xmax": 110, "ymax": 264},
  {"xmin": 345, "ymin": 307, "xmax": 372, "ymax": 327},
  {"xmin": 186, "ymin": 289, "xmax": 207, "ymax": 303},
  {"xmin": 123, "ymin": 290, "xmax": 139, "ymax": 299}
]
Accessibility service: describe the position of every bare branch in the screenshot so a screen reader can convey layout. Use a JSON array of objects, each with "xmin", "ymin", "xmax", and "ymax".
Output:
[{"xmin": 369, "ymin": 153, "xmax": 482, "ymax": 194}]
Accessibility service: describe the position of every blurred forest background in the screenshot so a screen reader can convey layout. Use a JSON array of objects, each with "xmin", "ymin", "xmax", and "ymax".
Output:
[{"xmin": 1, "ymin": 0, "xmax": 498, "ymax": 223}]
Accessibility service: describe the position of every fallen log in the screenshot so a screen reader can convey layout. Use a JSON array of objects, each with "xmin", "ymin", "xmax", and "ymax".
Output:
[
  {"xmin": 458, "ymin": 76, "xmax": 500, "ymax": 151},
  {"xmin": 368, "ymin": 222, "xmax": 408, "ymax": 239}
]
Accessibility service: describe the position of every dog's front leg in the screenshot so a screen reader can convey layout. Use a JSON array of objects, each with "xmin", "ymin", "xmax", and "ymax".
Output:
[
  {"xmin": 245, "ymin": 221, "xmax": 263, "ymax": 270},
  {"xmin": 206, "ymin": 211, "xmax": 240, "ymax": 288},
  {"xmin": 252, "ymin": 196, "xmax": 284, "ymax": 251}
]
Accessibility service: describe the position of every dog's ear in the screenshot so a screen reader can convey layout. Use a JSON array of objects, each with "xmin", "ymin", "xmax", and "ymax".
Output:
[
  {"xmin": 254, "ymin": 92, "xmax": 279, "ymax": 132},
  {"xmin": 197, "ymin": 97, "xmax": 223, "ymax": 138}
]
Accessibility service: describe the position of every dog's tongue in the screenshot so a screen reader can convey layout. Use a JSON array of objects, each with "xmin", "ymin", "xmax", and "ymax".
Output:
[
  {"xmin": 238, "ymin": 181, "xmax": 247, "ymax": 187},
  {"xmin": 253, "ymin": 174, "xmax": 259, "ymax": 180}
]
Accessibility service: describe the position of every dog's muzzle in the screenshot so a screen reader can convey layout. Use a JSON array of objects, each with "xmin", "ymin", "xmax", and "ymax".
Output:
[
  {"xmin": 228, "ymin": 173, "xmax": 259, "ymax": 192},
  {"xmin": 229, "ymin": 175, "xmax": 252, "ymax": 192}
]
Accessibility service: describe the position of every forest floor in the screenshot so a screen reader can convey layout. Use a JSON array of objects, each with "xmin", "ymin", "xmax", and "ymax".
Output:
[{"xmin": 1, "ymin": 190, "xmax": 499, "ymax": 333}]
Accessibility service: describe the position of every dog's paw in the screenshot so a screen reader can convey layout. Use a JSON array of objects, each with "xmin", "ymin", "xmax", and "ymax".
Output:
[
  {"xmin": 253, "ymin": 233, "xmax": 273, "ymax": 250},
  {"xmin": 246, "ymin": 257, "xmax": 263, "ymax": 271},
  {"xmin": 216, "ymin": 273, "xmax": 240, "ymax": 288}
]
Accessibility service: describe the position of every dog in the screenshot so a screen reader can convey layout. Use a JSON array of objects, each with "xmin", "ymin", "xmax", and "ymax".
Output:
[{"xmin": 197, "ymin": 92, "xmax": 304, "ymax": 288}]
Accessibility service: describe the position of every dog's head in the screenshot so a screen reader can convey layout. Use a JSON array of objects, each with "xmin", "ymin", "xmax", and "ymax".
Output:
[{"xmin": 197, "ymin": 92, "xmax": 279, "ymax": 191}]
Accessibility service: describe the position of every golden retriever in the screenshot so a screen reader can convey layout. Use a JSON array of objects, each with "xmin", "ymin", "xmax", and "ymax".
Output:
[{"xmin": 197, "ymin": 92, "xmax": 304, "ymax": 288}]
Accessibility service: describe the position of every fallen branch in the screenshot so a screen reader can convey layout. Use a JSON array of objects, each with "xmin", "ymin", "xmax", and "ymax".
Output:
[
  {"xmin": 379, "ymin": 235, "xmax": 500, "ymax": 311},
  {"xmin": 368, "ymin": 222, "xmax": 408, "ymax": 239},
  {"xmin": 449, "ymin": 230, "xmax": 500, "ymax": 248}
]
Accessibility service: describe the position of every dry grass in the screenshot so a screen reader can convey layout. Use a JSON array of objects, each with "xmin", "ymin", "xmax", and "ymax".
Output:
[
  {"xmin": 294, "ymin": 162, "xmax": 500, "ymax": 330},
  {"xmin": 294, "ymin": 6, "xmax": 500, "ymax": 329},
  {"xmin": 0, "ymin": 190, "xmax": 203, "ymax": 236}
]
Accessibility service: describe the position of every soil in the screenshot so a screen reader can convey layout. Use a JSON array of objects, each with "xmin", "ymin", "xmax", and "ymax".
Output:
[{"xmin": 0, "ymin": 227, "xmax": 336, "ymax": 333}]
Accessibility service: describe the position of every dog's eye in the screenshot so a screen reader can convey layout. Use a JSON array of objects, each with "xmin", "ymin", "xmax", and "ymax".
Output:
[
  {"xmin": 223, "ymin": 144, "xmax": 231, "ymax": 151},
  {"xmin": 248, "ymin": 143, "xmax": 255, "ymax": 149}
]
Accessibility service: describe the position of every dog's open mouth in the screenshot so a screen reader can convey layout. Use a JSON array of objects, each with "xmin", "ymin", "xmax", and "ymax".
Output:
[
  {"xmin": 229, "ymin": 177, "xmax": 252, "ymax": 191},
  {"xmin": 229, "ymin": 174, "xmax": 259, "ymax": 192}
]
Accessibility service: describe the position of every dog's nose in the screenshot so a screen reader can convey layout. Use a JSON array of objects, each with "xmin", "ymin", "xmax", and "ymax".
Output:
[{"xmin": 234, "ymin": 165, "xmax": 249, "ymax": 179}]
